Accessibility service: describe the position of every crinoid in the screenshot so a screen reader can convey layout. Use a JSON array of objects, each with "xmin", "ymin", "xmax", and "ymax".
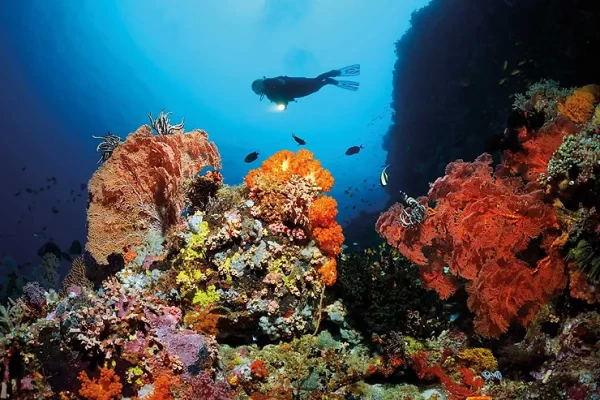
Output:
[
  {"xmin": 148, "ymin": 109, "xmax": 185, "ymax": 135},
  {"xmin": 92, "ymin": 131, "xmax": 122, "ymax": 163}
]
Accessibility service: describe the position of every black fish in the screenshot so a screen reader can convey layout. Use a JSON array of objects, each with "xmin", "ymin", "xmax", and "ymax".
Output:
[
  {"xmin": 41, "ymin": 226, "xmax": 47, "ymax": 231},
  {"xmin": 39, "ymin": 187, "xmax": 45, "ymax": 192},
  {"xmin": 22, "ymin": 167, "xmax": 26, "ymax": 171},
  {"xmin": 345, "ymin": 145, "xmax": 365, "ymax": 156},
  {"xmin": 52, "ymin": 207, "xmax": 59, "ymax": 214},
  {"xmin": 69, "ymin": 240, "xmax": 83, "ymax": 254},
  {"xmin": 14, "ymin": 191, "xmax": 21, "ymax": 196},
  {"xmin": 38, "ymin": 241, "xmax": 61, "ymax": 259},
  {"xmin": 244, "ymin": 151, "xmax": 259, "ymax": 163},
  {"xmin": 291, "ymin": 132, "xmax": 306, "ymax": 145}
]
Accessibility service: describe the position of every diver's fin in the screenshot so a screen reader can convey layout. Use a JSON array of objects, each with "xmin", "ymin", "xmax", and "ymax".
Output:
[
  {"xmin": 334, "ymin": 80, "xmax": 359, "ymax": 91},
  {"xmin": 336, "ymin": 64, "xmax": 360, "ymax": 77}
]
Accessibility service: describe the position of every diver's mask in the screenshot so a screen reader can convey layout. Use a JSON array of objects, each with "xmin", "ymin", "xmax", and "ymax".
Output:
[{"xmin": 252, "ymin": 77, "xmax": 266, "ymax": 100}]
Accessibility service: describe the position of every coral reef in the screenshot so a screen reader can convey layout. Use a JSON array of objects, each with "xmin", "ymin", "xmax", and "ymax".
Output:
[{"xmin": 3, "ymin": 81, "xmax": 600, "ymax": 400}]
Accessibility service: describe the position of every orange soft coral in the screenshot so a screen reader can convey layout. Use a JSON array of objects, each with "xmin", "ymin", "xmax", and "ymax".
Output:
[
  {"xmin": 245, "ymin": 149, "xmax": 333, "ymax": 192},
  {"xmin": 313, "ymin": 225, "xmax": 344, "ymax": 257},
  {"xmin": 146, "ymin": 375, "xmax": 173, "ymax": 400},
  {"xmin": 309, "ymin": 196, "xmax": 338, "ymax": 228},
  {"xmin": 318, "ymin": 257, "xmax": 338, "ymax": 286},
  {"xmin": 558, "ymin": 85, "xmax": 600, "ymax": 124},
  {"xmin": 78, "ymin": 368, "xmax": 123, "ymax": 400}
]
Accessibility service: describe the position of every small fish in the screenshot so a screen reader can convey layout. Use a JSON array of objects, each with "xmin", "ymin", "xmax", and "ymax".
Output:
[
  {"xmin": 345, "ymin": 145, "xmax": 364, "ymax": 156},
  {"xmin": 22, "ymin": 167, "xmax": 26, "ymax": 171},
  {"xmin": 518, "ymin": 60, "xmax": 526, "ymax": 66},
  {"xmin": 499, "ymin": 78, "xmax": 507, "ymax": 85},
  {"xmin": 33, "ymin": 232, "xmax": 45, "ymax": 238},
  {"xmin": 510, "ymin": 69, "xmax": 521, "ymax": 76},
  {"xmin": 380, "ymin": 164, "xmax": 390, "ymax": 187},
  {"xmin": 26, "ymin": 188, "xmax": 32, "ymax": 193},
  {"xmin": 39, "ymin": 187, "xmax": 45, "ymax": 192},
  {"xmin": 80, "ymin": 183, "xmax": 86, "ymax": 190},
  {"xmin": 449, "ymin": 313, "xmax": 460, "ymax": 322},
  {"xmin": 51, "ymin": 207, "xmax": 59, "ymax": 214},
  {"xmin": 459, "ymin": 76, "xmax": 471, "ymax": 87},
  {"xmin": 291, "ymin": 132, "xmax": 306, "ymax": 145},
  {"xmin": 41, "ymin": 226, "xmax": 47, "ymax": 231},
  {"xmin": 14, "ymin": 191, "xmax": 21, "ymax": 196},
  {"xmin": 244, "ymin": 151, "xmax": 259, "ymax": 163},
  {"xmin": 502, "ymin": 60, "xmax": 508, "ymax": 70}
]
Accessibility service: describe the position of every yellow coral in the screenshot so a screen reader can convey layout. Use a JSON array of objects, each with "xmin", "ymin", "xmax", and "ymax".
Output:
[
  {"xmin": 458, "ymin": 347, "xmax": 498, "ymax": 372},
  {"xmin": 192, "ymin": 284, "xmax": 220, "ymax": 306},
  {"xmin": 558, "ymin": 84, "xmax": 600, "ymax": 124}
]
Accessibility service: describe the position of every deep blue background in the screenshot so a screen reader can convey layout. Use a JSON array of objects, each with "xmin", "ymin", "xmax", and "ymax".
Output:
[{"xmin": 0, "ymin": 0, "xmax": 428, "ymax": 265}]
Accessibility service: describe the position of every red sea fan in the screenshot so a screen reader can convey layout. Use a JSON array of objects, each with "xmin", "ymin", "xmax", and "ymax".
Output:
[
  {"xmin": 87, "ymin": 125, "xmax": 221, "ymax": 264},
  {"xmin": 376, "ymin": 153, "xmax": 566, "ymax": 338},
  {"xmin": 500, "ymin": 117, "xmax": 578, "ymax": 182}
]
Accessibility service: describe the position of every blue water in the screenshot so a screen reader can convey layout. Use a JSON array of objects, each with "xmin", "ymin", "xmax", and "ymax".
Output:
[{"xmin": 0, "ymin": 0, "xmax": 429, "ymax": 264}]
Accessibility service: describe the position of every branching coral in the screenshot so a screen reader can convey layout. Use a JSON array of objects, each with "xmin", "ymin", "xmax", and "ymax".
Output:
[
  {"xmin": 62, "ymin": 256, "xmax": 92, "ymax": 295},
  {"xmin": 87, "ymin": 124, "xmax": 221, "ymax": 264},
  {"xmin": 376, "ymin": 153, "xmax": 566, "ymax": 338}
]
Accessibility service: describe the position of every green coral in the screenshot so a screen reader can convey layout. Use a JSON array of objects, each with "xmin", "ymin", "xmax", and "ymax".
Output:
[
  {"xmin": 546, "ymin": 132, "xmax": 600, "ymax": 185},
  {"xmin": 180, "ymin": 220, "xmax": 210, "ymax": 262},
  {"xmin": 175, "ymin": 220, "xmax": 211, "ymax": 296},
  {"xmin": 512, "ymin": 79, "xmax": 573, "ymax": 124},
  {"xmin": 592, "ymin": 104, "xmax": 600, "ymax": 127},
  {"xmin": 192, "ymin": 284, "xmax": 221, "ymax": 306},
  {"xmin": 567, "ymin": 239, "xmax": 600, "ymax": 282}
]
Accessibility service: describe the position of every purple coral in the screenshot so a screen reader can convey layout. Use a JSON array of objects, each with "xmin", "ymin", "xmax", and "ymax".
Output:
[
  {"xmin": 22, "ymin": 282, "xmax": 46, "ymax": 309},
  {"xmin": 184, "ymin": 372, "xmax": 233, "ymax": 400},
  {"xmin": 146, "ymin": 307, "xmax": 208, "ymax": 377}
]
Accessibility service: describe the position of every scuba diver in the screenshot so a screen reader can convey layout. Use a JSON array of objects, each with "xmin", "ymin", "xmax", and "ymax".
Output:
[{"xmin": 251, "ymin": 64, "xmax": 360, "ymax": 109}]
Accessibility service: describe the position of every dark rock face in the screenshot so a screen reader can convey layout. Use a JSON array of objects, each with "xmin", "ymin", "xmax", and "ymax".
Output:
[{"xmin": 382, "ymin": 0, "xmax": 600, "ymax": 202}]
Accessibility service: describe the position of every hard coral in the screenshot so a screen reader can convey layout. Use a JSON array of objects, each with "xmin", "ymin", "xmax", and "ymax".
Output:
[
  {"xmin": 78, "ymin": 368, "xmax": 122, "ymax": 400},
  {"xmin": 87, "ymin": 125, "xmax": 221, "ymax": 264},
  {"xmin": 377, "ymin": 153, "xmax": 566, "ymax": 338}
]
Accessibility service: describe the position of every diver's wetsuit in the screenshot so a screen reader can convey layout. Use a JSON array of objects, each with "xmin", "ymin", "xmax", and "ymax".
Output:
[{"xmin": 262, "ymin": 70, "xmax": 341, "ymax": 104}]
